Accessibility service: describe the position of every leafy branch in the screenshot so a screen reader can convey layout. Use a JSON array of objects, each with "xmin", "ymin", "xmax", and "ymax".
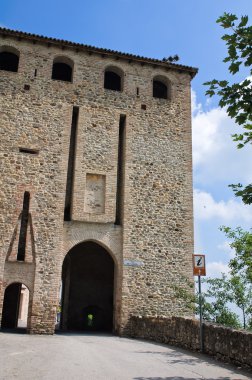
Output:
[{"xmin": 204, "ymin": 13, "xmax": 252, "ymax": 148}]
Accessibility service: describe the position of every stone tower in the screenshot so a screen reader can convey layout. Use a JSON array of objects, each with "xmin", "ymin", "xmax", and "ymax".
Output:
[{"xmin": 0, "ymin": 28, "xmax": 197, "ymax": 334}]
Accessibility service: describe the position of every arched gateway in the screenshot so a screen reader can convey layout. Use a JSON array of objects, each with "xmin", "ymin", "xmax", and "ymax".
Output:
[
  {"xmin": 61, "ymin": 241, "xmax": 115, "ymax": 332},
  {"xmin": 1, "ymin": 283, "xmax": 29, "ymax": 330}
]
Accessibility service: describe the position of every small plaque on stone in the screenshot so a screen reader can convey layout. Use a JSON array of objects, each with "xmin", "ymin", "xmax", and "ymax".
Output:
[{"xmin": 123, "ymin": 259, "xmax": 144, "ymax": 267}]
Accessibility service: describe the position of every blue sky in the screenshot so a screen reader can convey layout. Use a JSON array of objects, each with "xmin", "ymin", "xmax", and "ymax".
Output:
[{"xmin": 1, "ymin": 0, "xmax": 252, "ymax": 278}]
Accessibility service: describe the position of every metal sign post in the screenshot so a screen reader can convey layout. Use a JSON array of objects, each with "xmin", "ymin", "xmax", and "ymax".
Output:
[
  {"xmin": 193, "ymin": 254, "xmax": 206, "ymax": 353},
  {"xmin": 198, "ymin": 274, "xmax": 203, "ymax": 353}
]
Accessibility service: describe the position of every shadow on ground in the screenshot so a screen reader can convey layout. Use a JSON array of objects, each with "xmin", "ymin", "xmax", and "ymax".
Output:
[
  {"xmin": 133, "ymin": 339, "xmax": 251, "ymax": 379},
  {"xmin": 134, "ymin": 377, "xmax": 239, "ymax": 380},
  {"xmin": 0, "ymin": 327, "xmax": 27, "ymax": 334},
  {"xmin": 55, "ymin": 330, "xmax": 114, "ymax": 337}
]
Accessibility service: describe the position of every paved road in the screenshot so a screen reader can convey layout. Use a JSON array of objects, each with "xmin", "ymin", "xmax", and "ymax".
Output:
[{"xmin": 0, "ymin": 332, "xmax": 251, "ymax": 380}]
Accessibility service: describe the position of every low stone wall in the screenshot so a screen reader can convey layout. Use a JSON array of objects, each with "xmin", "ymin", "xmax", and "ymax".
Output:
[{"xmin": 124, "ymin": 316, "xmax": 252, "ymax": 370}]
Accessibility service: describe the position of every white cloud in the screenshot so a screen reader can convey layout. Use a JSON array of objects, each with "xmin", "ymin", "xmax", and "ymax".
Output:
[
  {"xmin": 191, "ymin": 89, "xmax": 202, "ymax": 116},
  {"xmin": 192, "ymin": 104, "xmax": 227, "ymax": 167},
  {"xmin": 217, "ymin": 241, "xmax": 235, "ymax": 259},
  {"xmin": 194, "ymin": 188, "xmax": 252, "ymax": 222},
  {"xmin": 206, "ymin": 261, "xmax": 230, "ymax": 278},
  {"xmin": 217, "ymin": 241, "xmax": 230, "ymax": 251},
  {"xmin": 191, "ymin": 89, "xmax": 252, "ymax": 185}
]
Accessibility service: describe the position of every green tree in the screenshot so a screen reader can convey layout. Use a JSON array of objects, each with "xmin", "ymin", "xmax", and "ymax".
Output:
[
  {"xmin": 229, "ymin": 274, "xmax": 252, "ymax": 328},
  {"xmin": 248, "ymin": 317, "xmax": 252, "ymax": 330},
  {"xmin": 202, "ymin": 275, "xmax": 241, "ymax": 328},
  {"xmin": 220, "ymin": 226, "xmax": 252, "ymax": 284},
  {"xmin": 175, "ymin": 265, "xmax": 252, "ymax": 329},
  {"xmin": 220, "ymin": 226, "xmax": 252, "ymax": 328},
  {"xmin": 204, "ymin": 13, "xmax": 252, "ymax": 204},
  {"xmin": 174, "ymin": 275, "xmax": 242, "ymax": 329}
]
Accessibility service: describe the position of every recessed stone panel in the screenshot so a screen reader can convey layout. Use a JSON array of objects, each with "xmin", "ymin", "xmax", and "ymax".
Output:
[{"xmin": 85, "ymin": 174, "xmax": 105, "ymax": 214}]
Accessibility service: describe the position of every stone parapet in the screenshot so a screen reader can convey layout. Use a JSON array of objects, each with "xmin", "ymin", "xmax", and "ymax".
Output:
[{"xmin": 125, "ymin": 315, "xmax": 252, "ymax": 370}]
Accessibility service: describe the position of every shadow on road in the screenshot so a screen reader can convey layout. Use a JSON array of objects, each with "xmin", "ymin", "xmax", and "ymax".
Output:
[
  {"xmin": 136, "ymin": 348, "xmax": 204, "ymax": 365},
  {"xmin": 134, "ymin": 377, "xmax": 237, "ymax": 380},
  {"xmin": 133, "ymin": 340, "xmax": 252, "ymax": 379},
  {"xmin": 55, "ymin": 330, "xmax": 115, "ymax": 337},
  {"xmin": 0, "ymin": 327, "xmax": 27, "ymax": 334}
]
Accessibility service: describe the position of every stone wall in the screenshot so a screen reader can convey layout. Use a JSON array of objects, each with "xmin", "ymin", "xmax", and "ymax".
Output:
[
  {"xmin": 125, "ymin": 316, "xmax": 252, "ymax": 370},
  {"xmin": 0, "ymin": 29, "xmax": 196, "ymax": 334}
]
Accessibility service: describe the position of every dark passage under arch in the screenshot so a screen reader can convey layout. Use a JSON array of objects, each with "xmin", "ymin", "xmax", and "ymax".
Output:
[
  {"xmin": 61, "ymin": 241, "xmax": 114, "ymax": 332},
  {"xmin": 1, "ymin": 283, "xmax": 29, "ymax": 330}
]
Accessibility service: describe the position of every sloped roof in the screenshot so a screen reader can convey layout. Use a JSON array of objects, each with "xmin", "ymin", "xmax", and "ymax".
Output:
[{"xmin": 0, "ymin": 27, "xmax": 198, "ymax": 78}]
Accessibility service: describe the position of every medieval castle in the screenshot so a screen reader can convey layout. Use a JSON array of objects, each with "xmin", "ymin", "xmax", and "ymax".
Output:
[{"xmin": 0, "ymin": 28, "xmax": 197, "ymax": 334}]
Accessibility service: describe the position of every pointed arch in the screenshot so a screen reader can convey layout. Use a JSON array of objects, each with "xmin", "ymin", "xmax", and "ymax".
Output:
[{"xmin": 61, "ymin": 240, "xmax": 115, "ymax": 332}]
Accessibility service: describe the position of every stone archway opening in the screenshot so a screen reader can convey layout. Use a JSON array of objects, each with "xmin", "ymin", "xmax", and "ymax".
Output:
[
  {"xmin": 61, "ymin": 241, "xmax": 115, "ymax": 332},
  {"xmin": 1, "ymin": 283, "xmax": 29, "ymax": 330}
]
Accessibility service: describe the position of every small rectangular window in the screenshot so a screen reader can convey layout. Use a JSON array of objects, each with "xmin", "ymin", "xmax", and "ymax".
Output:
[{"xmin": 19, "ymin": 148, "xmax": 39, "ymax": 155}]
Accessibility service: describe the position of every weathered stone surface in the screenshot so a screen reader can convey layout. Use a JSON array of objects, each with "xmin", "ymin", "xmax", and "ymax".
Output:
[
  {"xmin": 85, "ymin": 174, "xmax": 105, "ymax": 214},
  {"xmin": 0, "ymin": 29, "xmax": 196, "ymax": 334}
]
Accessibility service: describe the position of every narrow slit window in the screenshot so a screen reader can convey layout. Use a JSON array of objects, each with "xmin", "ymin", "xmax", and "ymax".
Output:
[
  {"xmin": 17, "ymin": 191, "xmax": 30, "ymax": 261},
  {"xmin": 19, "ymin": 148, "xmax": 39, "ymax": 155},
  {"xmin": 64, "ymin": 106, "xmax": 79, "ymax": 221},
  {"xmin": 115, "ymin": 115, "xmax": 126, "ymax": 225}
]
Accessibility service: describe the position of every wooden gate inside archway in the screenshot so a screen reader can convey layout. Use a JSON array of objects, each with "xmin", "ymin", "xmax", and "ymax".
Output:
[{"xmin": 61, "ymin": 241, "xmax": 114, "ymax": 332}]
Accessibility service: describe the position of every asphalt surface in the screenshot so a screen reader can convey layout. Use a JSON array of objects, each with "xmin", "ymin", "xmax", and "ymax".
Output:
[{"xmin": 0, "ymin": 332, "xmax": 251, "ymax": 380}]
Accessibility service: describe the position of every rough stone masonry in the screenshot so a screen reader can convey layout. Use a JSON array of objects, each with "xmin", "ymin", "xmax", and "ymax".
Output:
[{"xmin": 0, "ymin": 27, "xmax": 197, "ymax": 334}]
